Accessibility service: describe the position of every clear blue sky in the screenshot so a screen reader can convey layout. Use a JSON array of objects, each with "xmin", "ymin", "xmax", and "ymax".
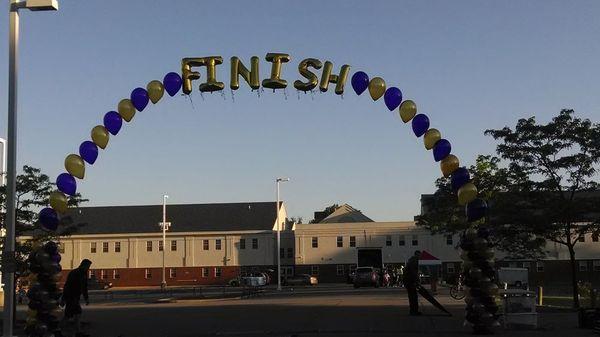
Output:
[{"xmin": 0, "ymin": 0, "xmax": 599, "ymax": 222}]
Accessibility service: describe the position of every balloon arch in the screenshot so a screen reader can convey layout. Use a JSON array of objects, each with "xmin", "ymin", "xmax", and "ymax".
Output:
[{"xmin": 26, "ymin": 53, "xmax": 497, "ymax": 336}]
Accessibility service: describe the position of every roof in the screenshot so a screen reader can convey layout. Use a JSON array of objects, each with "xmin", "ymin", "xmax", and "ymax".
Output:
[
  {"xmin": 319, "ymin": 204, "xmax": 374, "ymax": 223},
  {"xmin": 63, "ymin": 202, "xmax": 281, "ymax": 235}
]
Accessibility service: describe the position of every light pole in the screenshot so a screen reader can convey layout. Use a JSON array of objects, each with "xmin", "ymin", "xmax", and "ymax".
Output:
[
  {"xmin": 276, "ymin": 177, "xmax": 289, "ymax": 291},
  {"xmin": 160, "ymin": 194, "xmax": 170, "ymax": 290},
  {"xmin": 4, "ymin": 2, "xmax": 58, "ymax": 337}
]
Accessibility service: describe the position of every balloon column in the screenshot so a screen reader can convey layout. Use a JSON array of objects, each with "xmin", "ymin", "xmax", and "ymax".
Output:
[{"xmin": 25, "ymin": 242, "xmax": 62, "ymax": 337}]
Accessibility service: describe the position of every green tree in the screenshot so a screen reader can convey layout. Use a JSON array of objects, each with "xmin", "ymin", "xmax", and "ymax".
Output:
[{"xmin": 309, "ymin": 204, "xmax": 339, "ymax": 223}]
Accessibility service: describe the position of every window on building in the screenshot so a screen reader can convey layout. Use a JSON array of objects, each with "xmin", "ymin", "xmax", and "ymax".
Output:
[
  {"xmin": 203, "ymin": 240, "xmax": 209, "ymax": 250},
  {"xmin": 240, "ymin": 239, "xmax": 246, "ymax": 249},
  {"xmin": 593, "ymin": 261, "xmax": 600, "ymax": 272},
  {"xmin": 312, "ymin": 237, "xmax": 318, "ymax": 248},
  {"xmin": 146, "ymin": 241, "xmax": 152, "ymax": 252},
  {"xmin": 169, "ymin": 268, "xmax": 176, "ymax": 278},
  {"xmin": 593, "ymin": 234, "xmax": 599, "ymax": 242},
  {"xmin": 536, "ymin": 261, "xmax": 545, "ymax": 272},
  {"xmin": 216, "ymin": 239, "xmax": 222, "ymax": 250},
  {"xmin": 100, "ymin": 270, "xmax": 107, "ymax": 279},
  {"xmin": 399, "ymin": 235, "xmax": 405, "ymax": 246},
  {"xmin": 58, "ymin": 243, "xmax": 65, "ymax": 254},
  {"xmin": 171, "ymin": 240, "xmax": 177, "ymax": 251},
  {"xmin": 145, "ymin": 269, "xmax": 152, "ymax": 279},
  {"xmin": 579, "ymin": 261, "xmax": 588, "ymax": 272},
  {"xmin": 386, "ymin": 235, "xmax": 392, "ymax": 247},
  {"xmin": 336, "ymin": 265, "xmax": 345, "ymax": 276},
  {"xmin": 102, "ymin": 242, "xmax": 109, "ymax": 253},
  {"xmin": 311, "ymin": 265, "xmax": 319, "ymax": 275},
  {"xmin": 214, "ymin": 267, "xmax": 222, "ymax": 277},
  {"xmin": 411, "ymin": 235, "xmax": 418, "ymax": 246},
  {"xmin": 113, "ymin": 269, "xmax": 120, "ymax": 279},
  {"xmin": 115, "ymin": 242, "xmax": 121, "ymax": 253},
  {"xmin": 280, "ymin": 248, "xmax": 285, "ymax": 258},
  {"xmin": 447, "ymin": 263, "xmax": 455, "ymax": 274},
  {"xmin": 350, "ymin": 236, "xmax": 356, "ymax": 247},
  {"xmin": 579, "ymin": 234, "xmax": 585, "ymax": 242},
  {"xmin": 202, "ymin": 268, "xmax": 209, "ymax": 278},
  {"xmin": 252, "ymin": 238, "xmax": 258, "ymax": 249},
  {"xmin": 522, "ymin": 262, "xmax": 531, "ymax": 271},
  {"xmin": 88, "ymin": 270, "xmax": 94, "ymax": 278},
  {"xmin": 90, "ymin": 242, "xmax": 97, "ymax": 253},
  {"xmin": 337, "ymin": 236, "xmax": 343, "ymax": 248},
  {"xmin": 446, "ymin": 235, "xmax": 453, "ymax": 245},
  {"xmin": 159, "ymin": 240, "xmax": 164, "ymax": 251},
  {"xmin": 287, "ymin": 247, "xmax": 293, "ymax": 258}
]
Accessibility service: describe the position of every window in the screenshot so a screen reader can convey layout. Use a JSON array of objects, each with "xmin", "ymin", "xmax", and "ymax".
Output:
[
  {"xmin": 446, "ymin": 263, "xmax": 455, "ymax": 274},
  {"xmin": 145, "ymin": 269, "xmax": 152, "ymax": 279},
  {"xmin": 113, "ymin": 269, "xmax": 120, "ymax": 279},
  {"xmin": 336, "ymin": 265, "xmax": 345, "ymax": 276},
  {"xmin": 215, "ymin": 239, "xmax": 222, "ymax": 250},
  {"xmin": 146, "ymin": 241, "xmax": 152, "ymax": 252},
  {"xmin": 411, "ymin": 235, "xmax": 418, "ymax": 246},
  {"xmin": 90, "ymin": 242, "xmax": 97, "ymax": 253},
  {"xmin": 350, "ymin": 236, "xmax": 356, "ymax": 247},
  {"xmin": 240, "ymin": 239, "xmax": 246, "ymax": 249},
  {"xmin": 88, "ymin": 270, "xmax": 95, "ymax": 278},
  {"xmin": 312, "ymin": 237, "xmax": 318, "ymax": 248},
  {"xmin": 446, "ymin": 235, "xmax": 453, "ymax": 245},
  {"xmin": 337, "ymin": 236, "xmax": 343, "ymax": 248},
  {"xmin": 58, "ymin": 243, "xmax": 65, "ymax": 254},
  {"xmin": 252, "ymin": 238, "xmax": 258, "ymax": 249},
  {"xmin": 115, "ymin": 242, "xmax": 121, "ymax": 253},
  {"xmin": 100, "ymin": 270, "xmax": 107, "ymax": 279},
  {"xmin": 399, "ymin": 235, "xmax": 405, "ymax": 246},
  {"xmin": 159, "ymin": 241, "xmax": 164, "ymax": 251},
  {"xmin": 202, "ymin": 268, "xmax": 209, "ymax": 278},
  {"xmin": 386, "ymin": 235, "xmax": 392, "ymax": 247},
  {"xmin": 579, "ymin": 234, "xmax": 585, "ymax": 242},
  {"xmin": 280, "ymin": 248, "xmax": 285, "ymax": 258},
  {"xmin": 593, "ymin": 234, "xmax": 599, "ymax": 242},
  {"xmin": 579, "ymin": 261, "xmax": 588, "ymax": 272},
  {"xmin": 169, "ymin": 268, "xmax": 176, "ymax": 278},
  {"xmin": 287, "ymin": 248, "xmax": 293, "ymax": 258},
  {"xmin": 214, "ymin": 267, "xmax": 222, "ymax": 277},
  {"xmin": 171, "ymin": 240, "xmax": 177, "ymax": 251},
  {"xmin": 594, "ymin": 261, "xmax": 600, "ymax": 272},
  {"xmin": 522, "ymin": 262, "xmax": 530, "ymax": 271},
  {"xmin": 311, "ymin": 265, "xmax": 319, "ymax": 275},
  {"xmin": 536, "ymin": 261, "xmax": 544, "ymax": 272},
  {"xmin": 203, "ymin": 240, "xmax": 209, "ymax": 250},
  {"xmin": 103, "ymin": 242, "xmax": 109, "ymax": 253}
]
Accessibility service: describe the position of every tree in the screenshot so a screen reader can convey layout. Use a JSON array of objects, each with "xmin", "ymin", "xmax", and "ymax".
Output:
[
  {"xmin": 309, "ymin": 204, "xmax": 339, "ymax": 223},
  {"xmin": 0, "ymin": 165, "xmax": 87, "ymax": 274}
]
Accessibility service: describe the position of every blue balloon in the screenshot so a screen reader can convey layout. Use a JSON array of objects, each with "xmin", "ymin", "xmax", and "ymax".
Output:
[
  {"xmin": 451, "ymin": 167, "xmax": 470, "ymax": 191},
  {"xmin": 103, "ymin": 111, "xmax": 123, "ymax": 136},
  {"xmin": 466, "ymin": 198, "xmax": 488, "ymax": 222},
  {"xmin": 131, "ymin": 87, "xmax": 149, "ymax": 111},
  {"xmin": 384, "ymin": 87, "xmax": 402, "ymax": 111},
  {"xmin": 411, "ymin": 114, "xmax": 430, "ymax": 137},
  {"xmin": 56, "ymin": 173, "xmax": 77, "ymax": 196},
  {"xmin": 39, "ymin": 207, "xmax": 59, "ymax": 231},
  {"xmin": 433, "ymin": 139, "xmax": 452, "ymax": 162},
  {"xmin": 79, "ymin": 141, "xmax": 98, "ymax": 165},
  {"xmin": 163, "ymin": 72, "xmax": 182, "ymax": 97},
  {"xmin": 351, "ymin": 71, "xmax": 369, "ymax": 95}
]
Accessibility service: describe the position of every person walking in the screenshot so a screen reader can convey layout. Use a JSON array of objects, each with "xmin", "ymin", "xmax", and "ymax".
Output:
[
  {"xmin": 61, "ymin": 259, "xmax": 92, "ymax": 337},
  {"xmin": 403, "ymin": 250, "xmax": 422, "ymax": 316}
]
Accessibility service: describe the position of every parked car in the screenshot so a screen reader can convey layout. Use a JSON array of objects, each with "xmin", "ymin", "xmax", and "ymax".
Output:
[
  {"xmin": 282, "ymin": 274, "xmax": 318, "ymax": 286},
  {"xmin": 88, "ymin": 276, "xmax": 113, "ymax": 290},
  {"xmin": 353, "ymin": 267, "xmax": 380, "ymax": 288}
]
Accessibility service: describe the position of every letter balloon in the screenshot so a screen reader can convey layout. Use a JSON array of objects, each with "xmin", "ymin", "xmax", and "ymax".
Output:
[
  {"xmin": 294, "ymin": 58, "xmax": 322, "ymax": 92},
  {"xmin": 262, "ymin": 53, "xmax": 290, "ymax": 90}
]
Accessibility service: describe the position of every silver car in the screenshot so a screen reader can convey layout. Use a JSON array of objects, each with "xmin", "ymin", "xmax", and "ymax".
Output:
[{"xmin": 353, "ymin": 267, "xmax": 380, "ymax": 288}]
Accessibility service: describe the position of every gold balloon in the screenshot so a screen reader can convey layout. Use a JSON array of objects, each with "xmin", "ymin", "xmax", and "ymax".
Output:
[
  {"xmin": 294, "ymin": 58, "xmax": 322, "ymax": 92},
  {"xmin": 368, "ymin": 77, "xmax": 386, "ymax": 101},
  {"xmin": 49, "ymin": 191, "xmax": 68, "ymax": 214},
  {"xmin": 262, "ymin": 53, "xmax": 290, "ymax": 89},
  {"xmin": 230, "ymin": 56, "xmax": 260, "ymax": 90},
  {"xmin": 423, "ymin": 129, "xmax": 442, "ymax": 150},
  {"xmin": 64, "ymin": 154, "xmax": 85, "ymax": 179},
  {"xmin": 399, "ymin": 100, "xmax": 417, "ymax": 123},
  {"xmin": 91, "ymin": 125, "xmax": 109, "ymax": 149},
  {"xmin": 458, "ymin": 182, "xmax": 478, "ymax": 206},
  {"xmin": 440, "ymin": 154, "xmax": 460, "ymax": 177},
  {"xmin": 118, "ymin": 99, "xmax": 136, "ymax": 122},
  {"xmin": 181, "ymin": 58, "xmax": 202, "ymax": 94},
  {"xmin": 147, "ymin": 80, "xmax": 164, "ymax": 104},
  {"xmin": 319, "ymin": 61, "xmax": 351, "ymax": 95}
]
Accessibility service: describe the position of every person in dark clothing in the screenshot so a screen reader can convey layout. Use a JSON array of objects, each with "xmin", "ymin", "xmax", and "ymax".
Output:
[
  {"xmin": 61, "ymin": 259, "xmax": 92, "ymax": 336},
  {"xmin": 403, "ymin": 250, "xmax": 422, "ymax": 316}
]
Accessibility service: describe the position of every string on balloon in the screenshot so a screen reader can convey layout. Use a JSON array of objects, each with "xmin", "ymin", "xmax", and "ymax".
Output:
[
  {"xmin": 283, "ymin": 88, "xmax": 288, "ymax": 101},
  {"xmin": 230, "ymin": 89, "xmax": 235, "ymax": 103},
  {"xmin": 220, "ymin": 90, "xmax": 226, "ymax": 101},
  {"xmin": 187, "ymin": 93, "xmax": 196, "ymax": 110}
]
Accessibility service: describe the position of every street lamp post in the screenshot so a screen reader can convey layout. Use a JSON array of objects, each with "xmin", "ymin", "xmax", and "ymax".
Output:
[
  {"xmin": 160, "ymin": 194, "xmax": 169, "ymax": 290},
  {"xmin": 4, "ymin": 2, "xmax": 58, "ymax": 337},
  {"xmin": 276, "ymin": 177, "xmax": 290, "ymax": 291}
]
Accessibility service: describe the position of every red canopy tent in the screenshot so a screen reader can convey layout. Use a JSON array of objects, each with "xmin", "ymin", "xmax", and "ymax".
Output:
[{"xmin": 418, "ymin": 250, "xmax": 442, "ymax": 265}]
